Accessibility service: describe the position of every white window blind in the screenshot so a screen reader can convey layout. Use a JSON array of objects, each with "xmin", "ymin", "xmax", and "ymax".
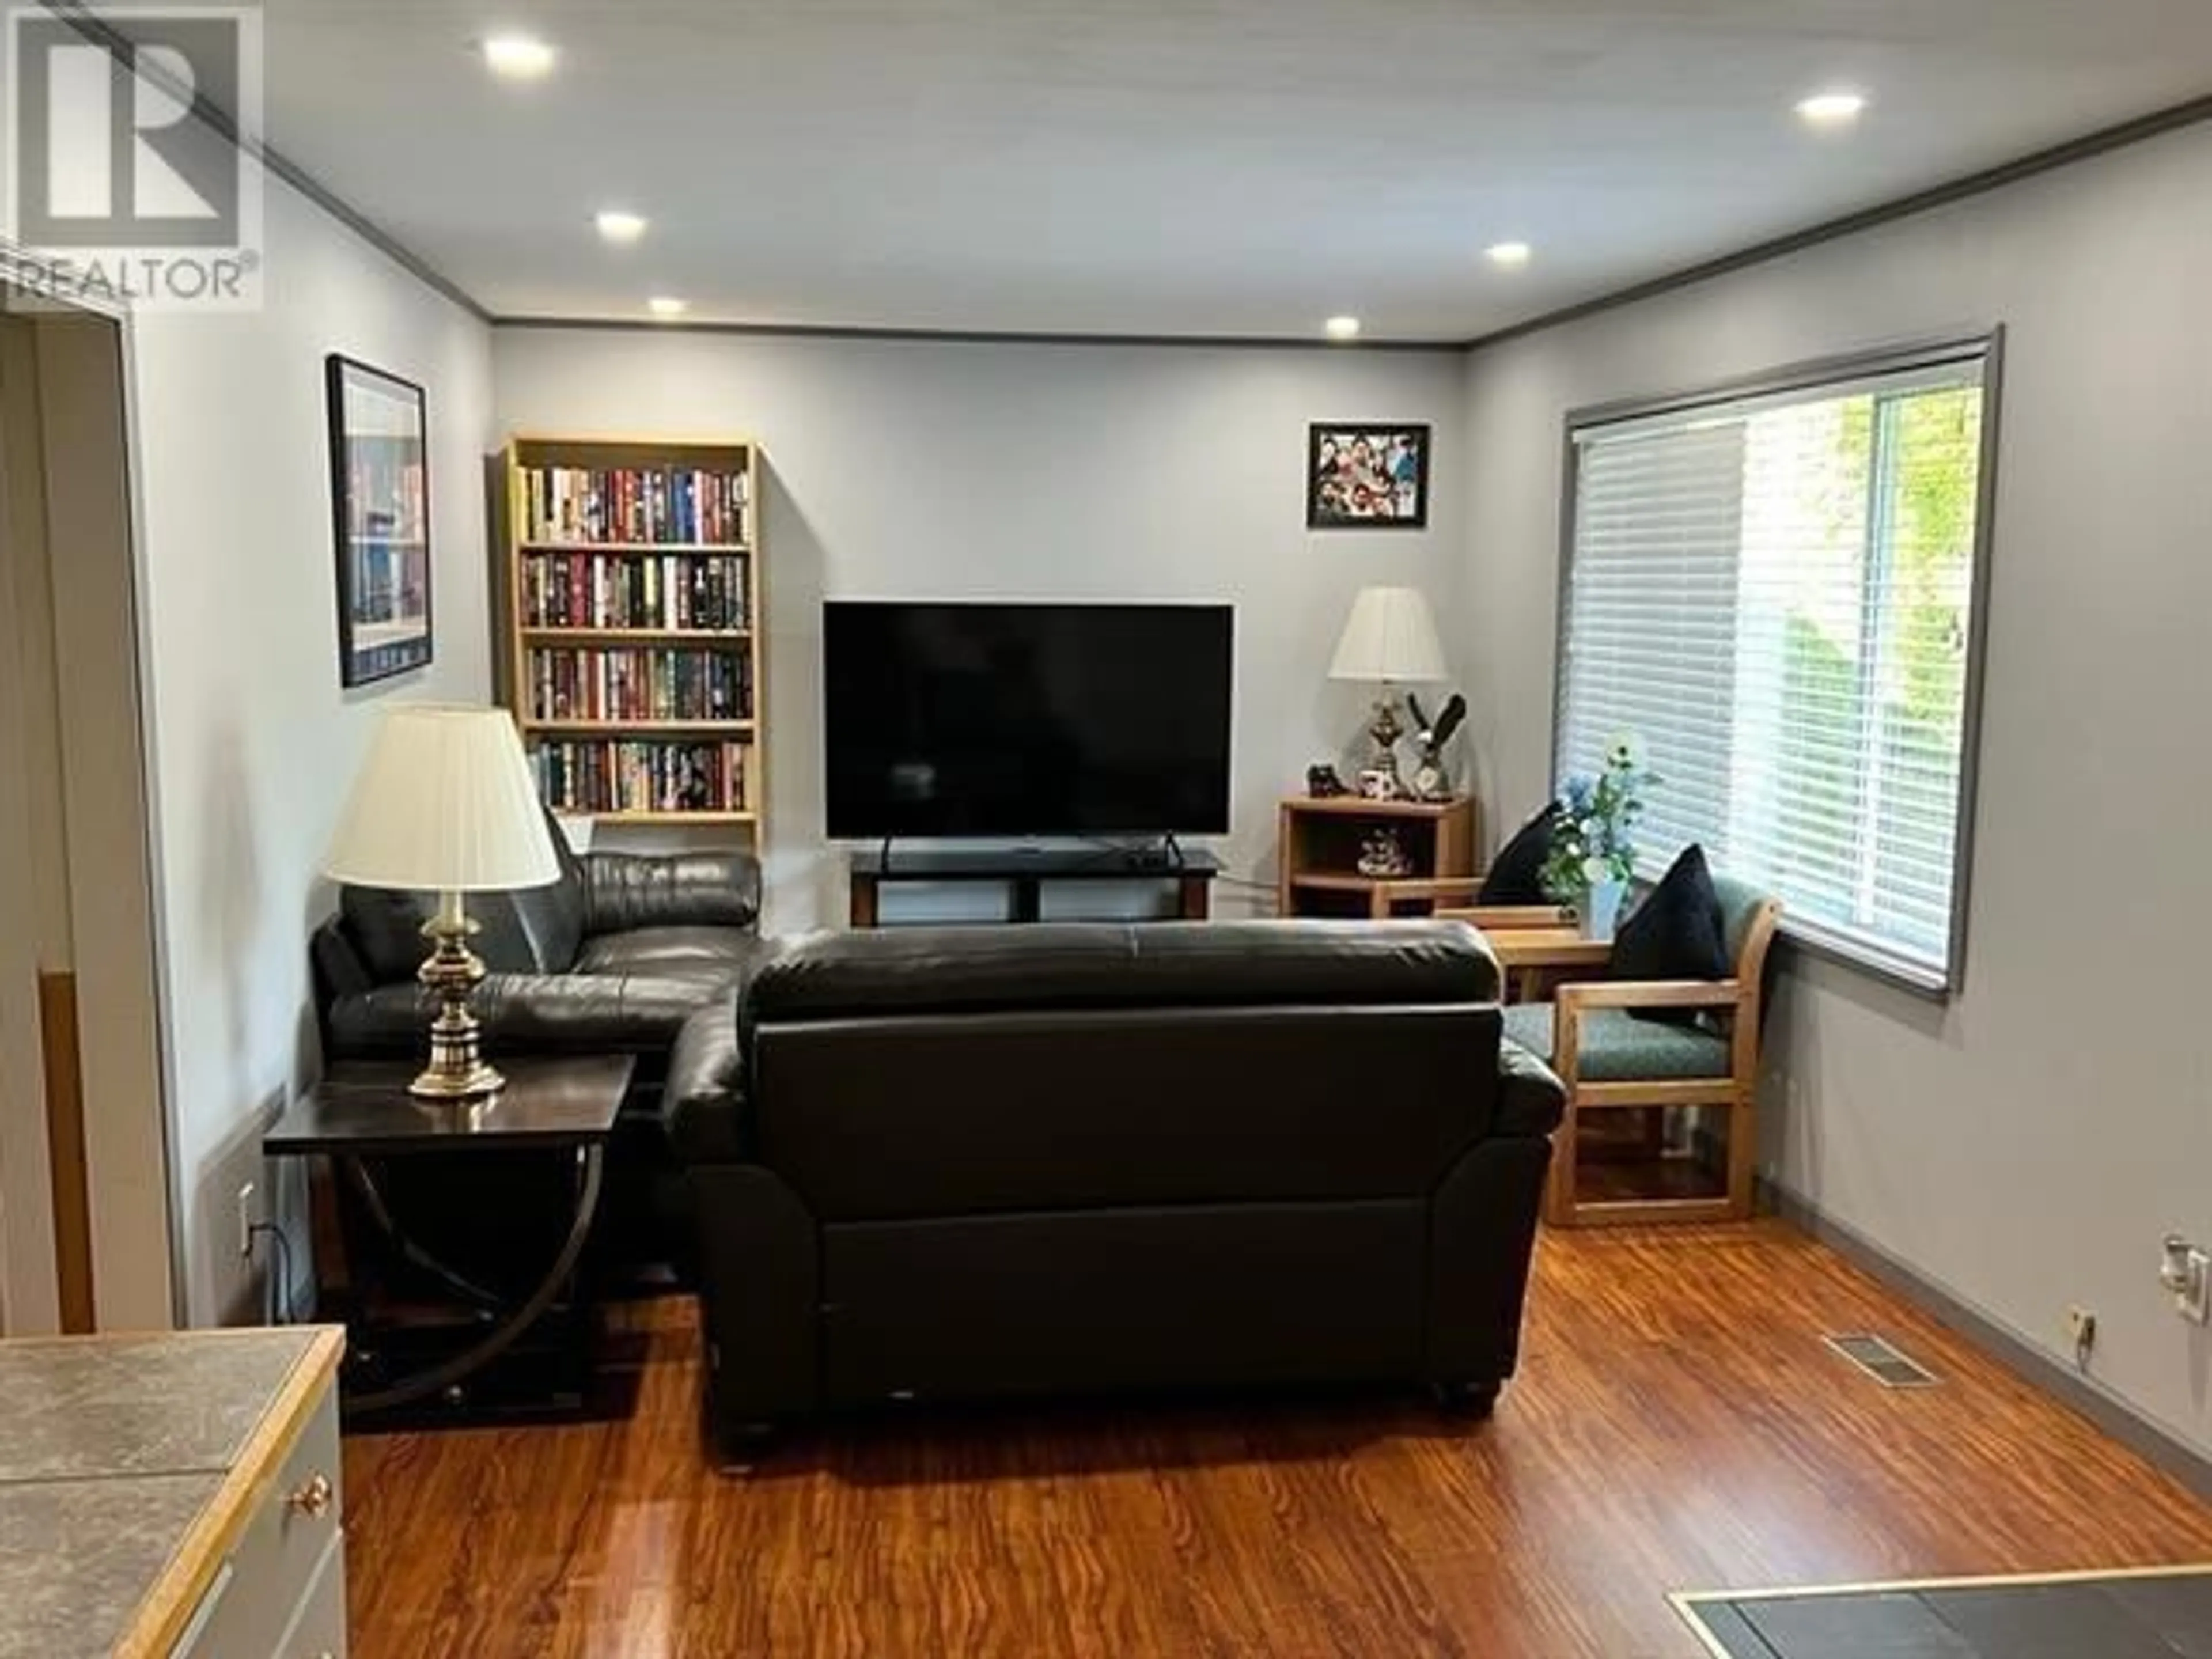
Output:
[{"xmin": 1559, "ymin": 347, "xmax": 1993, "ymax": 991}]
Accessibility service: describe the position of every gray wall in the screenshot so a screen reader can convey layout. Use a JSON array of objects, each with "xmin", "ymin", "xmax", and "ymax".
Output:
[
  {"xmin": 132, "ymin": 171, "xmax": 495, "ymax": 1326},
  {"xmin": 1459, "ymin": 120, "xmax": 2212, "ymax": 1453},
  {"xmin": 493, "ymin": 331, "xmax": 1471, "ymax": 931}
]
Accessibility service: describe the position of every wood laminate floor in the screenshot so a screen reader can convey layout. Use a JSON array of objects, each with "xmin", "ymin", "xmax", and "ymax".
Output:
[{"xmin": 344, "ymin": 1222, "xmax": 2212, "ymax": 1657}]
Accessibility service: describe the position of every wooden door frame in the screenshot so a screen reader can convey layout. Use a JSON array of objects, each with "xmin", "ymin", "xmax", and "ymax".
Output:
[
  {"xmin": 0, "ymin": 314, "xmax": 64, "ymax": 1333},
  {"xmin": 0, "ymin": 252, "xmax": 181, "ymax": 1331}
]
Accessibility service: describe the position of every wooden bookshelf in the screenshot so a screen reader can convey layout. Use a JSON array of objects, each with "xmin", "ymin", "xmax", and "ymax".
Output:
[
  {"xmin": 498, "ymin": 434, "xmax": 764, "ymax": 833},
  {"xmin": 521, "ymin": 627, "xmax": 749, "ymax": 644},
  {"xmin": 520, "ymin": 719, "xmax": 755, "ymax": 736}
]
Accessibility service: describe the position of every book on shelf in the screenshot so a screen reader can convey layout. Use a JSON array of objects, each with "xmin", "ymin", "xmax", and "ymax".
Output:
[
  {"xmin": 519, "ymin": 463, "xmax": 749, "ymax": 546},
  {"xmin": 528, "ymin": 646, "xmax": 752, "ymax": 724},
  {"xmin": 520, "ymin": 550, "xmax": 748, "ymax": 630},
  {"xmin": 531, "ymin": 737, "xmax": 747, "ymax": 816}
]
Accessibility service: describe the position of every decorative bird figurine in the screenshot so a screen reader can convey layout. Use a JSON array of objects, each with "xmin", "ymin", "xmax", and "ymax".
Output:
[{"xmin": 1405, "ymin": 692, "xmax": 1466, "ymax": 802}]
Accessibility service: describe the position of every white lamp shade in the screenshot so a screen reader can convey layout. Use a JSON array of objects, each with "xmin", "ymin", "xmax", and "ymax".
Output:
[
  {"xmin": 1328, "ymin": 585, "xmax": 1448, "ymax": 684},
  {"xmin": 325, "ymin": 705, "xmax": 560, "ymax": 891}
]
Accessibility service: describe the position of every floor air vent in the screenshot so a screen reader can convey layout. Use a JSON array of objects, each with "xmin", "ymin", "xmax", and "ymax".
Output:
[{"xmin": 1823, "ymin": 1332, "xmax": 1940, "ymax": 1388}]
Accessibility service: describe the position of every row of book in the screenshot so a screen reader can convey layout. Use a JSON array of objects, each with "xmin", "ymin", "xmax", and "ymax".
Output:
[
  {"xmin": 527, "ymin": 647, "xmax": 753, "ymax": 724},
  {"xmin": 520, "ymin": 551, "xmax": 748, "ymax": 632},
  {"xmin": 519, "ymin": 463, "xmax": 749, "ymax": 547},
  {"xmin": 531, "ymin": 739, "xmax": 748, "ymax": 816}
]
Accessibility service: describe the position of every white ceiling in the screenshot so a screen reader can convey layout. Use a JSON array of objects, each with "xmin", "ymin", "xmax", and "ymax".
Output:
[{"xmin": 240, "ymin": 0, "xmax": 2212, "ymax": 339}]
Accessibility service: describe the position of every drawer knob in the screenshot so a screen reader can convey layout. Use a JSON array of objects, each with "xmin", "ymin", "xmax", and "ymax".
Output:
[{"xmin": 285, "ymin": 1471, "xmax": 334, "ymax": 1520}]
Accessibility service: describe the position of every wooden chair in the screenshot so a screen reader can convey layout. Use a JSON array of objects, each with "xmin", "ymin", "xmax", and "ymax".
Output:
[
  {"xmin": 1499, "ymin": 877, "xmax": 1781, "ymax": 1228},
  {"xmin": 1363, "ymin": 875, "xmax": 1570, "ymax": 929}
]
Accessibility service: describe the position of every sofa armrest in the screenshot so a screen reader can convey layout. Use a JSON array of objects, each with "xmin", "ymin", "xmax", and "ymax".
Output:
[
  {"xmin": 1495, "ymin": 1039, "xmax": 1566, "ymax": 1138},
  {"xmin": 583, "ymin": 850, "xmax": 761, "ymax": 936},
  {"xmin": 664, "ymin": 1001, "xmax": 747, "ymax": 1163},
  {"xmin": 324, "ymin": 973, "xmax": 728, "ymax": 1062}
]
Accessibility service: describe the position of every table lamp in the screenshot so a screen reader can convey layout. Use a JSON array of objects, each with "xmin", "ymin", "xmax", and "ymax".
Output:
[
  {"xmin": 1328, "ymin": 585, "xmax": 1447, "ymax": 799},
  {"xmin": 324, "ymin": 705, "xmax": 559, "ymax": 1105}
]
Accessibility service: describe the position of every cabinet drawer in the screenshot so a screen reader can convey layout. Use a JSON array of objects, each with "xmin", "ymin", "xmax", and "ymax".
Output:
[
  {"xmin": 171, "ymin": 1384, "xmax": 343, "ymax": 1657},
  {"xmin": 274, "ymin": 1527, "xmax": 347, "ymax": 1658}
]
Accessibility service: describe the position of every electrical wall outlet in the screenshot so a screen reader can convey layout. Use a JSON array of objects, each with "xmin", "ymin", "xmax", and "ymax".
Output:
[
  {"xmin": 2065, "ymin": 1305, "xmax": 2097, "ymax": 1359},
  {"xmin": 236, "ymin": 1181, "xmax": 257, "ymax": 1259},
  {"xmin": 2161, "ymin": 1235, "xmax": 2212, "ymax": 1324}
]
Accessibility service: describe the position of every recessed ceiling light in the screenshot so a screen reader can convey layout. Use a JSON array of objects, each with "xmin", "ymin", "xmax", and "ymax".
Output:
[
  {"xmin": 1797, "ymin": 90, "xmax": 1867, "ymax": 128},
  {"xmin": 480, "ymin": 33, "xmax": 556, "ymax": 79},
  {"xmin": 595, "ymin": 210, "xmax": 647, "ymax": 244},
  {"xmin": 1486, "ymin": 241, "xmax": 1533, "ymax": 269},
  {"xmin": 1324, "ymin": 315, "xmax": 1361, "ymax": 341},
  {"xmin": 646, "ymin": 296, "xmax": 689, "ymax": 319}
]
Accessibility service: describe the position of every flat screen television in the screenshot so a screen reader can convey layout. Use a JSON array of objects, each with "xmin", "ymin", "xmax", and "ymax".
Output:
[{"xmin": 823, "ymin": 601, "xmax": 1233, "ymax": 839}]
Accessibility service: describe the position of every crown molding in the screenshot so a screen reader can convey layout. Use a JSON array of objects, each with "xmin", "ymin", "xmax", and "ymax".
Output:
[
  {"xmin": 491, "ymin": 315, "xmax": 1463, "ymax": 350},
  {"xmin": 1464, "ymin": 92, "xmax": 2212, "ymax": 353},
  {"xmin": 42, "ymin": 1, "xmax": 493, "ymax": 322}
]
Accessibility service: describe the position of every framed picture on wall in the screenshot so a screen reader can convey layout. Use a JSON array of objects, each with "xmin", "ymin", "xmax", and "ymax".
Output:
[
  {"xmin": 326, "ymin": 353, "xmax": 433, "ymax": 687},
  {"xmin": 1308, "ymin": 423, "xmax": 1430, "ymax": 529}
]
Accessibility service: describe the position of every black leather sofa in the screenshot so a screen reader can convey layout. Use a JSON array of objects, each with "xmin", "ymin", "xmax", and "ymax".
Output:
[
  {"xmin": 665, "ymin": 918, "xmax": 1566, "ymax": 1450},
  {"xmin": 309, "ymin": 822, "xmax": 766, "ymax": 1265}
]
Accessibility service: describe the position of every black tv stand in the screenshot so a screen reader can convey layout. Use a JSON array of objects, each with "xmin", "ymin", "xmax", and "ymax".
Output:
[{"xmin": 850, "ymin": 843, "xmax": 1220, "ymax": 927}]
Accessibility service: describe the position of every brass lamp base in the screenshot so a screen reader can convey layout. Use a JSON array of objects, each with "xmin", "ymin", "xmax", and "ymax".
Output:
[
  {"xmin": 1359, "ymin": 694, "xmax": 1408, "ymax": 800},
  {"xmin": 411, "ymin": 893, "xmax": 505, "ymax": 1108},
  {"xmin": 410, "ymin": 1056, "xmax": 505, "ymax": 1103}
]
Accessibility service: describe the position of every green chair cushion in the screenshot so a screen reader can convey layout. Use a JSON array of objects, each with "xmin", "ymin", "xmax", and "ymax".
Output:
[
  {"xmin": 1709, "ymin": 872, "xmax": 1769, "ymax": 969},
  {"xmin": 1500, "ymin": 1002, "xmax": 1731, "ymax": 1082}
]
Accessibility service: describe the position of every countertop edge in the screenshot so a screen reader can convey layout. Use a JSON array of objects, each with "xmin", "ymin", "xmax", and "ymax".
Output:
[{"xmin": 112, "ymin": 1325, "xmax": 345, "ymax": 1659}]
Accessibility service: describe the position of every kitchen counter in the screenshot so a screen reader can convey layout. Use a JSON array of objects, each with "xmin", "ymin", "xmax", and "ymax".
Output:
[{"xmin": 0, "ymin": 1326, "xmax": 345, "ymax": 1658}]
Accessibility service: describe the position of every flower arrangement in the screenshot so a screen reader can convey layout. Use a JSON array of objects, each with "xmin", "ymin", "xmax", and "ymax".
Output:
[{"xmin": 1540, "ymin": 738, "xmax": 1654, "ymax": 910}]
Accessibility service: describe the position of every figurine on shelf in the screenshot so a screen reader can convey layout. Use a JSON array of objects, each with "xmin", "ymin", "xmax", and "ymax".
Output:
[
  {"xmin": 1305, "ymin": 763, "xmax": 1350, "ymax": 798},
  {"xmin": 1355, "ymin": 825, "xmax": 1415, "ymax": 878},
  {"xmin": 1357, "ymin": 764, "xmax": 1402, "ymax": 802},
  {"xmin": 1404, "ymin": 691, "xmax": 1467, "ymax": 804}
]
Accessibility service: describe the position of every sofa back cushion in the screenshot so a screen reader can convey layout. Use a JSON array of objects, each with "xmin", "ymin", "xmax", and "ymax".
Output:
[
  {"xmin": 753, "ymin": 1002, "xmax": 1502, "ymax": 1221},
  {"xmin": 584, "ymin": 850, "xmax": 761, "ymax": 935},
  {"xmin": 525, "ymin": 805, "xmax": 591, "ymax": 970},
  {"xmin": 340, "ymin": 885, "xmax": 532, "ymax": 980},
  {"xmin": 742, "ymin": 919, "xmax": 1505, "ymax": 1220},
  {"xmin": 746, "ymin": 918, "xmax": 1499, "ymax": 1022},
  {"xmin": 339, "ymin": 862, "xmax": 586, "ymax": 986}
]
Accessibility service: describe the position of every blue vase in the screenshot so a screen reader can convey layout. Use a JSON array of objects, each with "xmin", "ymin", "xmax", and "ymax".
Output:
[{"xmin": 1580, "ymin": 877, "xmax": 1626, "ymax": 942}]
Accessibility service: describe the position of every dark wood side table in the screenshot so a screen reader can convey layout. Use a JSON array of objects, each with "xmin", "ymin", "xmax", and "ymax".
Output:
[{"xmin": 264, "ymin": 1054, "xmax": 633, "ymax": 1429}]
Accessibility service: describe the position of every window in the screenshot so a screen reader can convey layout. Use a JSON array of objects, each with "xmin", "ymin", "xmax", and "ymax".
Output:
[{"xmin": 1556, "ymin": 338, "xmax": 1997, "ymax": 993}]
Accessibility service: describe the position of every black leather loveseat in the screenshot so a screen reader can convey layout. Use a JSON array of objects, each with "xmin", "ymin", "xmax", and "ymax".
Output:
[
  {"xmin": 309, "ymin": 823, "xmax": 766, "ymax": 1265},
  {"xmin": 665, "ymin": 918, "xmax": 1565, "ymax": 1450}
]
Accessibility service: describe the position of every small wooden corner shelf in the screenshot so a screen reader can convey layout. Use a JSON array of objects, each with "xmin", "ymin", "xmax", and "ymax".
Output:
[{"xmin": 1277, "ymin": 794, "xmax": 1476, "ymax": 918}]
